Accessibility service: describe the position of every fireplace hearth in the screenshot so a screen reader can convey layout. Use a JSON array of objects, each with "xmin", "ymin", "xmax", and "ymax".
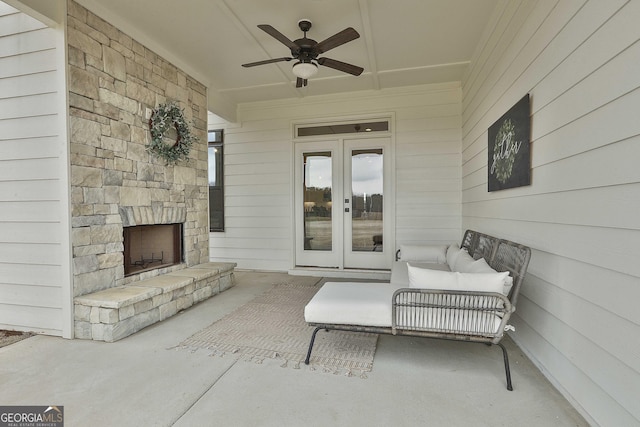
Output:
[{"xmin": 123, "ymin": 224, "xmax": 183, "ymax": 276}]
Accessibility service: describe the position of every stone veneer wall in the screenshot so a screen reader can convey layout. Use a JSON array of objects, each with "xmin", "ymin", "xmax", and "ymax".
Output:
[{"xmin": 67, "ymin": 0, "xmax": 209, "ymax": 298}]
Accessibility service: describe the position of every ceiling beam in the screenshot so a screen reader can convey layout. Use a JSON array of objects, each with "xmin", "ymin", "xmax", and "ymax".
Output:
[
  {"xmin": 358, "ymin": 0, "xmax": 379, "ymax": 90},
  {"xmin": 218, "ymin": 0, "xmax": 302, "ymax": 99}
]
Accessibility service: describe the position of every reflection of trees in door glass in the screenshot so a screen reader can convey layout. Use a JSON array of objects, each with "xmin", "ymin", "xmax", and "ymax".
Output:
[{"xmin": 351, "ymin": 150, "xmax": 383, "ymax": 252}]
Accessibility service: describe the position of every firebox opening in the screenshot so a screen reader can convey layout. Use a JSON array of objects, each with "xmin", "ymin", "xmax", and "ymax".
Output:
[{"xmin": 123, "ymin": 224, "xmax": 183, "ymax": 276}]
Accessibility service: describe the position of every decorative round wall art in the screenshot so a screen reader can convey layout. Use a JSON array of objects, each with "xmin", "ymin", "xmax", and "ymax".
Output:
[{"xmin": 147, "ymin": 102, "xmax": 196, "ymax": 164}]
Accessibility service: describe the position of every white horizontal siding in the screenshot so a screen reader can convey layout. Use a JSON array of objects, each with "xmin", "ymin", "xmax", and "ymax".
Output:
[
  {"xmin": 0, "ymin": 262, "xmax": 63, "ymax": 286},
  {"xmin": 0, "ymin": 222, "xmax": 61, "ymax": 243},
  {"xmin": 513, "ymin": 300, "xmax": 638, "ymax": 427},
  {"xmin": 0, "ymin": 92, "xmax": 58, "ymax": 119},
  {"xmin": 462, "ymin": 0, "xmax": 640, "ymax": 425},
  {"xmin": 0, "ymin": 303, "xmax": 62, "ymax": 334},
  {"xmin": 0, "ymin": 157, "xmax": 61, "ymax": 181},
  {"xmin": 393, "ymin": 87, "xmax": 461, "ymax": 247},
  {"xmin": 0, "ymin": 48, "xmax": 57, "ymax": 78},
  {"xmin": 209, "ymin": 116, "xmax": 292, "ymax": 269},
  {"xmin": 0, "ymin": 25, "xmax": 57, "ymax": 58},
  {"xmin": 0, "ymin": 70, "xmax": 57, "ymax": 98},
  {"xmin": 0, "ymin": 179, "xmax": 61, "ymax": 200},
  {"xmin": 0, "ymin": 7, "xmax": 45, "ymax": 37},
  {"xmin": 210, "ymin": 84, "xmax": 463, "ymax": 269},
  {"xmin": 0, "ymin": 201, "xmax": 61, "ymax": 222},
  {"xmin": 0, "ymin": 4, "xmax": 70, "ymax": 337}
]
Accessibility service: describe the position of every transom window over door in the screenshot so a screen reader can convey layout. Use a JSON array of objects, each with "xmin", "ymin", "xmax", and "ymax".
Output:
[{"xmin": 296, "ymin": 121, "xmax": 389, "ymax": 137}]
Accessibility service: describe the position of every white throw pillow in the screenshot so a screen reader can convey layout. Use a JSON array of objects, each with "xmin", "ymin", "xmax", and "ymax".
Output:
[
  {"xmin": 445, "ymin": 243, "xmax": 461, "ymax": 268},
  {"xmin": 452, "ymin": 249, "xmax": 475, "ymax": 272},
  {"xmin": 407, "ymin": 263, "xmax": 508, "ymax": 294},
  {"xmin": 468, "ymin": 258, "xmax": 514, "ymax": 295},
  {"xmin": 457, "ymin": 272, "xmax": 509, "ymax": 294},
  {"xmin": 399, "ymin": 244, "xmax": 447, "ymax": 263},
  {"xmin": 468, "ymin": 257, "xmax": 494, "ymax": 273},
  {"xmin": 407, "ymin": 264, "xmax": 458, "ymax": 289}
]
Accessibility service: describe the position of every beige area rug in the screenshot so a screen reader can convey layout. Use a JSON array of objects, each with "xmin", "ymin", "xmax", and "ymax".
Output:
[{"xmin": 178, "ymin": 278, "xmax": 378, "ymax": 378}]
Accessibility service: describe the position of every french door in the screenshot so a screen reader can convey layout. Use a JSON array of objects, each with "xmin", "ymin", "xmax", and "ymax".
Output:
[{"xmin": 294, "ymin": 137, "xmax": 392, "ymax": 270}]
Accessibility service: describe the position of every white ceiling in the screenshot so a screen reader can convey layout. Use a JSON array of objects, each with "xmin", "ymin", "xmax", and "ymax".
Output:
[{"xmin": 74, "ymin": 0, "xmax": 499, "ymax": 121}]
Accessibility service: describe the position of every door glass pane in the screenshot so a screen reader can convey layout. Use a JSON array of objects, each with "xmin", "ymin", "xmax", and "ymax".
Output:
[
  {"xmin": 351, "ymin": 149, "xmax": 383, "ymax": 252},
  {"xmin": 303, "ymin": 152, "xmax": 332, "ymax": 251}
]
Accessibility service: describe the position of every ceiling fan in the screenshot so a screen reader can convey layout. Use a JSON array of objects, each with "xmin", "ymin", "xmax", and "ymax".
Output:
[{"xmin": 242, "ymin": 19, "xmax": 364, "ymax": 88}]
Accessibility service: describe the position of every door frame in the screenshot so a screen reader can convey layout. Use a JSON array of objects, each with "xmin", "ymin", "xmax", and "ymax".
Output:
[{"xmin": 291, "ymin": 115, "xmax": 395, "ymax": 271}]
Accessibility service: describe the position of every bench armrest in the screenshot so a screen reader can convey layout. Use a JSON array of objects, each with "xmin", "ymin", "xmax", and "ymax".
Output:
[{"xmin": 391, "ymin": 288, "xmax": 513, "ymax": 341}]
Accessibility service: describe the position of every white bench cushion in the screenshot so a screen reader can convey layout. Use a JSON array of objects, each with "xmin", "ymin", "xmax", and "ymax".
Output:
[{"xmin": 304, "ymin": 282, "xmax": 400, "ymax": 327}]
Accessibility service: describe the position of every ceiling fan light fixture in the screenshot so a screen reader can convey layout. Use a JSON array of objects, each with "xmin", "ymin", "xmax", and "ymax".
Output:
[{"xmin": 292, "ymin": 61, "xmax": 318, "ymax": 79}]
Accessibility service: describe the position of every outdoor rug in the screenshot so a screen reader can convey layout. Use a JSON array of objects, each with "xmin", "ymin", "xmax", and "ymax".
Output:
[{"xmin": 177, "ymin": 280, "xmax": 378, "ymax": 378}]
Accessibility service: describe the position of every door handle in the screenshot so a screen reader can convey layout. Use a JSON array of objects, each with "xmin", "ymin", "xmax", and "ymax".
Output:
[{"xmin": 345, "ymin": 208, "xmax": 350, "ymax": 213}]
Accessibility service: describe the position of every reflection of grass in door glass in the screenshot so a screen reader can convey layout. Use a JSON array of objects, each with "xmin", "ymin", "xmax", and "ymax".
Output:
[
  {"xmin": 305, "ymin": 218, "xmax": 332, "ymax": 250},
  {"xmin": 352, "ymin": 218, "xmax": 383, "ymax": 251}
]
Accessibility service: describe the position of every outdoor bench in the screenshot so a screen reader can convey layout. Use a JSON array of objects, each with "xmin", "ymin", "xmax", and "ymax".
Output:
[{"xmin": 304, "ymin": 230, "xmax": 531, "ymax": 390}]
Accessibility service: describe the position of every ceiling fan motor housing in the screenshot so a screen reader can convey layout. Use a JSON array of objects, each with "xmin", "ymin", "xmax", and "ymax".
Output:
[
  {"xmin": 298, "ymin": 19, "xmax": 312, "ymax": 32},
  {"xmin": 294, "ymin": 20, "xmax": 317, "ymax": 62}
]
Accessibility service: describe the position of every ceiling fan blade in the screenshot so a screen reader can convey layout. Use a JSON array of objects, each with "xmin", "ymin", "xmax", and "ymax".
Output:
[
  {"xmin": 296, "ymin": 78, "xmax": 308, "ymax": 88},
  {"xmin": 314, "ymin": 27, "xmax": 360, "ymax": 54},
  {"xmin": 258, "ymin": 24, "xmax": 300, "ymax": 53},
  {"xmin": 242, "ymin": 57, "xmax": 293, "ymax": 67},
  {"xmin": 317, "ymin": 57, "xmax": 364, "ymax": 76}
]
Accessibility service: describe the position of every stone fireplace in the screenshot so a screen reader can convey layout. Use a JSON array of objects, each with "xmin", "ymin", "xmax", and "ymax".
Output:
[{"xmin": 68, "ymin": 0, "xmax": 213, "ymax": 336}]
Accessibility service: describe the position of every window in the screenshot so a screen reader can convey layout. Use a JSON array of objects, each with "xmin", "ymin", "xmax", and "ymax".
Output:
[
  {"xmin": 295, "ymin": 120, "xmax": 389, "ymax": 137},
  {"xmin": 208, "ymin": 130, "xmax": 224, "ymax": 231}
]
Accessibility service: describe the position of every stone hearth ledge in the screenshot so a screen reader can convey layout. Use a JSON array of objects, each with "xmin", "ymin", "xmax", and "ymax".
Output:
[{"xmin": 73, "ymin": 262, "xmax": 236, "ymax": 342}]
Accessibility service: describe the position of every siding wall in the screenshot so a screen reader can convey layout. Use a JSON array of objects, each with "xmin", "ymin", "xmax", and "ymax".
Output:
[
  {"xmin": 0, "ymin": 3, "xmax": 71, "ymax": 336},
  {"xmin": 209, "ymin": 83, "xmax": 462, "ymax": 271},
  {"xmin": 461, "ymin": 0, "xmax": 640, "ymax": 425}
]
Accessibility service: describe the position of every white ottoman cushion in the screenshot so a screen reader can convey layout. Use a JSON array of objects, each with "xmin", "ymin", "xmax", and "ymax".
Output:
[{"xmin": 304, "ymin": 282, "xmax": 399, "ymax": 327}]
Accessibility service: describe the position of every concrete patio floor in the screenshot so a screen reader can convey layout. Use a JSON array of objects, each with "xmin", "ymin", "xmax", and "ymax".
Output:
[{"xmin": 0, "ymin": 271, "xmax": 588, "ymax": 427}]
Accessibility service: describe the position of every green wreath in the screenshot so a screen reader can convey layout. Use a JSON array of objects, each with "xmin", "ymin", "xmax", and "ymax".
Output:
[{"xmin": 147, "ymin": 102, "xmax": 196, "ymax": 164}]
